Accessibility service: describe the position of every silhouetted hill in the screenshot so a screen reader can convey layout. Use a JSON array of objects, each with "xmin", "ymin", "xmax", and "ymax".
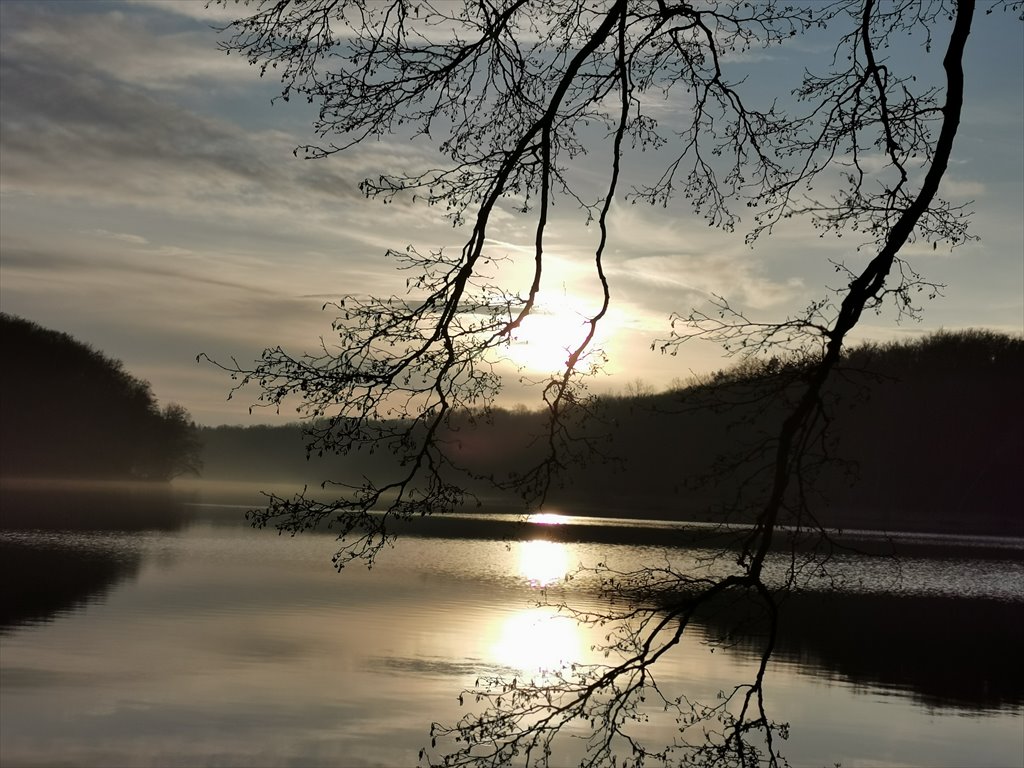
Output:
[
  {"xmin": 198, "ymin": 330, "xmax": 1023, "ymax": 537},
  {"xmin": 0, "ymin": 314, "xmax": 201, "ymax": 480},
  {"xmin": 541, "ymin": 329, "xmax": 1024, "ymax": 536}
]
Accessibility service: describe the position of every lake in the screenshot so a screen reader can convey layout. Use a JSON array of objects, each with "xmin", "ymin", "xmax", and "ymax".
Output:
[{"xmin": 1, "ymin": 480, "xmax": 1022, "ymax": 767}]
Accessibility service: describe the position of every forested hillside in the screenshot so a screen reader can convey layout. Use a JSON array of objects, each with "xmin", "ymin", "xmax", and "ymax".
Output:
[
  {"xmin": 553, "ymin": 330, "xmax": 1023, "ymax": 535},
  {"xmin": 0, "ymin": 315, "xmax": 201, "ymax": 480},
  {"xmin": 199, "ymin": 331, "xmax": 1022, "ymax": 536}
]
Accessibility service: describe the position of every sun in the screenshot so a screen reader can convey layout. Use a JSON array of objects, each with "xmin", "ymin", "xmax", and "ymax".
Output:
[
  {"xmin": 504, "ymin": 301, "xmax": 615, "ymax": 374},
  {"xmin": 506, "ymin": 311, "xmax": 580, "ymax": 371}
]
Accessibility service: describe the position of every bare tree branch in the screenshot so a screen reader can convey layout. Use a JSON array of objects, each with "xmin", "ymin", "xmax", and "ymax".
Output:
[{"xmin": 205, "ymin": 1, "xmax": 998, "ymax": 763}]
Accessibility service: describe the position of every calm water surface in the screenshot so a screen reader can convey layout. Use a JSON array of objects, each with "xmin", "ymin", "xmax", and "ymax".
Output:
[{"xmin": 1, "ymin": 482, "xmax": 1021, "ymax": 767}]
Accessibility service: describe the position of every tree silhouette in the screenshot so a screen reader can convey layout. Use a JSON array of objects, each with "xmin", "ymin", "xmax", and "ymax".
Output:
[
  {"xmin": 209, "ymin": 1, "xmax": 1016, "ymax": 765},
  {"xmin": 1, "ymin": 314, "xmax": 202, "ymax": 482}
]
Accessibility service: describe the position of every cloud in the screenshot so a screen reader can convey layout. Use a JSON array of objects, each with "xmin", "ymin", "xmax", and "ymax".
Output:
[
  {"xmin": 0, "ymin": 4, "xmax": 371, "ymax": 222},
  {"xmin": 0, "ymin": 1, "xmax": 462, "ymax": 281},
  {"xmin": 938, "ymin": 176, "xmax": 986, "ymax": 199},
  {"xmin": 83, "ymin": 229, "xmax": 150, "ymax": 245},
  {"xmin": 1, "ymin": 2, "xmax": 256, "ymax": 91},
  {"xmin": 603, "ymin": 204, "xmax": 809, "ymax": 313},
  {"xmin": 125, "ymin": 0, "xmax": 252, "ymax": 26}
]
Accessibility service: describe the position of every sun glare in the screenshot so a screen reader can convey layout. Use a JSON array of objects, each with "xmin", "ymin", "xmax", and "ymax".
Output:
[
  {"xmin": 528, "ymin": 512, "xmax": 569, "ymax": 526},
  {"xmin": 518, "ymin": 539, "xmax": 570, "ymax": 587},
  {"xmin": 491, "ymin": 607, "xmax": 583, "ymax": 674},
  {"xmin": 481, "ymin": 541, "xmax": 583, "ymax": 674},
  {"xmin": 504, "ymin": 300, "xmax": 618, "ymax": 374}
]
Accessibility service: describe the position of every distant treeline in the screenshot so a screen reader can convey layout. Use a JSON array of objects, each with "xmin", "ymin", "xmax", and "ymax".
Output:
[
  {"xmin": 200, "ymin": 330, "xmax": 1022, "ymax": 537},
  {"xmin": 0, "ymin": 314, "xmax": 202, "ymax": 481}
]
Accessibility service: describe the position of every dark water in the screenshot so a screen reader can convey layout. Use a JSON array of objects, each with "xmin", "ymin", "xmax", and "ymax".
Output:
[{"xmin": 1, "ymin": 480, "xmax": 1022, "ymax": 767}]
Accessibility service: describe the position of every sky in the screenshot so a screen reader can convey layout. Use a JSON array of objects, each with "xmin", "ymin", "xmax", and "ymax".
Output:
[{"xmin": 1, "ymin": 1, "xmax": 1021, "ymax": 426}]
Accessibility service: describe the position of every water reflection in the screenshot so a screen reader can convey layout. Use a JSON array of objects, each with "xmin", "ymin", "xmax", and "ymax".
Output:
[
  {"xmin": 517, "ymin": 539, "xmax": 569, "ymax": 587},
  {"xmin": 492, "ymin": 608, "xmax": 583, "ymax": 674},
  {"xmin": 698, "ymin": 589, "xmax": 1024, "ymax": 711},
  {"xmin": 1, "ymin": 500, "xmax": 1022, "ymax": 767},
  {"xmin": 0, "ymin": 535, "xmax": 141, "ymax": 633},
  {"xmin": 0, "ymin": 481, "xmax": 194, "ymax": 633},
  {"xmin": 486, "ymin": 540, "xmax": 584, "ymax": 674},
  {"xmin": 527, "ymin": 512, "xmax": 569, "ymax": 526}
]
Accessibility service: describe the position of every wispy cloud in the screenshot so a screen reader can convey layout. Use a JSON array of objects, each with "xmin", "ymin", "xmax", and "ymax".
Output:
[{"xmin": 83, "ymin": 229, "xmax": 150, "ymax": 245}]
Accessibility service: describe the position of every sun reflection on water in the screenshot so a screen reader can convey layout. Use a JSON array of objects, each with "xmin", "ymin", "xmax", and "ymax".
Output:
[
  {"xmin": 492, "ymin": 607, "xmax": 583, "ymax": 674},
  {"xmin": 483, "ymin": 539, "xmax": 584, "ymax": 674},
  {"xmin": 518, "ymin": 538, "xmax": 569, "ymax": 587},
  {"xmin": 528, "ymin": 512, "xmax": 569, "ymax": 525}
]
